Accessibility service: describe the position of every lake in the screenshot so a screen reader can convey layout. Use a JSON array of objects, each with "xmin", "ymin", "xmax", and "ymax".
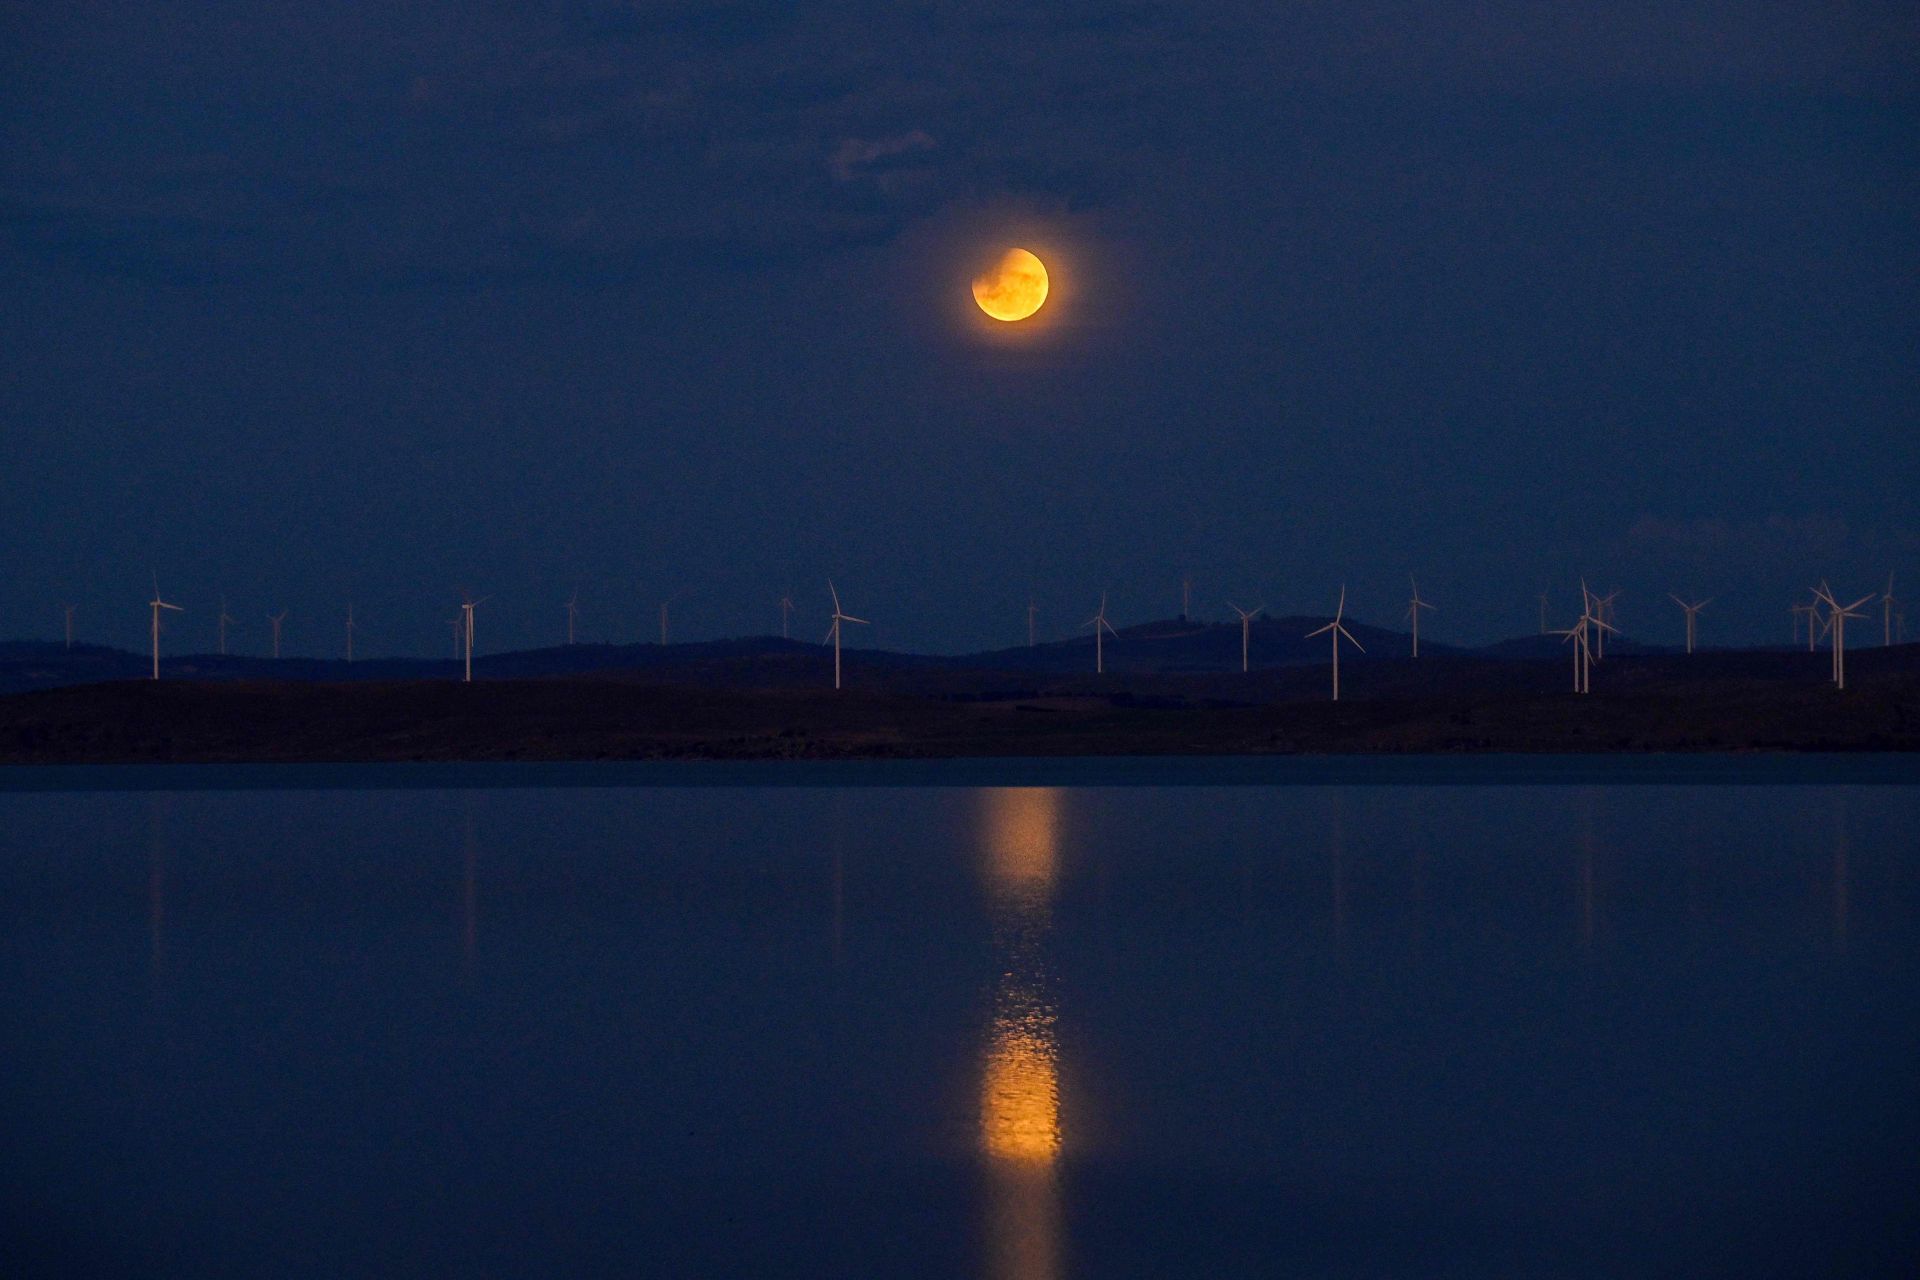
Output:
[{"xmin": 3, "ymin": 761, "xmax": 1916, "ymax": 1277}]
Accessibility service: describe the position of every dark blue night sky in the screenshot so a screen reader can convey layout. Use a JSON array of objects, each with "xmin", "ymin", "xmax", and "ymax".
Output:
[{"xmin": 3, "ymin": 3, "xmax": 1914, "ymax": 655}]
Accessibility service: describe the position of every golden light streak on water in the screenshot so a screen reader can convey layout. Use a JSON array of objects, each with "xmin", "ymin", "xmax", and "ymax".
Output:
[
  {"xmin": 977, "ymin": 787, "xmax": 1065, "ymax": 1280},
  {"xmin": 984, "ymin": 787, "xmax": 1060, "ymax": 900},
  {"xmin": 982, "ymin": 1012, "xmax": 1060, "ymax": 1163},
  {"xmin": 983, "ymin": 1150, "xmax": 1064, "ymax": 1280}
]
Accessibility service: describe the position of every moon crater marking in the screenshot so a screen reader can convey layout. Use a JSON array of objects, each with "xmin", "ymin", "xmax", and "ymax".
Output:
[{"xmin": 972, "ymin": 248, "xmax": 1049, "ymax": 322}]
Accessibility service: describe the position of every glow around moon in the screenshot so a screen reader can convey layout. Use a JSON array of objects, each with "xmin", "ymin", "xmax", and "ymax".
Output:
[{"xmin": 971, "ymin": 248, "xmax": 1049, "ymax": 322}]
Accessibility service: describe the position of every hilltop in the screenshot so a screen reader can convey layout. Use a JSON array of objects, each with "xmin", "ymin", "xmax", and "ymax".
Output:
[
  {"xmin": 0, "ymin": 621, "xmax": 1913, "ymax": 763},
  {"xmin": 0, "ymin": 613, "xmax": 1793, "ymax": 697}
]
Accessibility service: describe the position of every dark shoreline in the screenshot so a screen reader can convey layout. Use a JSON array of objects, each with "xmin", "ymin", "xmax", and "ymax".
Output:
[{"xmin": 1, "ymin": 657, "xmax": 1915, "ymax": 770}]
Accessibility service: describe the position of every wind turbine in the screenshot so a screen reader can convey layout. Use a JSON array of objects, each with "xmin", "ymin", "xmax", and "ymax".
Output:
[
  {"xmin": 1883, "ymin": 573, "xmax": 1897, "ymax": 647},
  {"xmin": 825, "ymin": 581, "xmax": 867, "ymax": 690},
  {"xmin": 217, "ymin": 596, "xmax": 237, "ymax": 656},
  {"xmin": 147, "ymin": 575, "xmax": 184, "ymax": 681},
  {"xmin": 778, "ymin": 591, "xmax": 795, "ymax": 641},
  {"xmin": 1026, "ymin": 595, "xmax": 1040, "ymax": 647},
  {"xmin": 345, "ymin": 602, "xmax": 356, "ymax": 663},
  {"xmin": 1790, "ymin": 599, "xmax": 1817, "ymax": 651},
  {"xmin": 1227, "ymin": 601, "xmax": 1262, "ymax": 673},
  {"xmin": 1551, "ymin": 607, "xmax": 1614, "ymax": 694},
  {"xmin": 1083, "ymin": 593, "xmax": 1117, "ymax": 674},
  {"xmin": 61, "ymin": 603, "xmax": 76, "ymax": 651},
  {"xmin": 1550, "ymin": 616, "xmax": 1592, "ymax": 693},
  {"xmin": 1305, "ymin": 586, "xmax": 1364, "ymax": 701},
  {"xmin": 1181, "ymin": 573, "xmax": 1193, "ymax": 622},
  {"xmin": 1591, "ymin": 588, "xmax": 1620, "ymax": 659},
  {"xmin": 1406, "ymin": 577, "xmax": 1435, "ymax": 658},
  {"xmin": 460, "ymin": 593, "xmax": 490, "ymax": 683},
  {"xmin": 1812, "ymin": 583, "xmax": 1873, "ymax": 691},
  {"xmin": 269, "ymin": 610, "xmax": 288, "ymax": 659},
  {"xmin": 1667, "ymin": 594, "xmax": 1711, "ymax": 655},
  {"xmin": 1812, "ymin": 583, "xmax": 1837, "ymax": 680},
  {"xmin": 566, "ymin": 588, "xmax": 580, "ymax": 645}
]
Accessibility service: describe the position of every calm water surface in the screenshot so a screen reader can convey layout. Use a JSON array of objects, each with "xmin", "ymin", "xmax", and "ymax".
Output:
[{"xmin": 3, "ymin": 770, "xmax": 1917, "ymax": 1277}]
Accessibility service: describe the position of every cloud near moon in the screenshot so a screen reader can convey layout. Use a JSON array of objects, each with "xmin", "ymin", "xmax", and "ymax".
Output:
[{"xmin": 972, "ymin": 248, "xmax": 1049, "ymax": 322}]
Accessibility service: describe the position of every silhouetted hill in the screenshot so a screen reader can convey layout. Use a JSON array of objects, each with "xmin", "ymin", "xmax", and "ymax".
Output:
[
  {"xmin": 4, "ymin": 627, "xmax": 1913, "ymax": 713},
  {"xmin": 0, "ymin": 636, "xmax": 940, "ymax": 696},
  {"xmin": 962, "ymin": 615, "xmax": 1469, "ymax": 675},
  {"xmin": 2, "ymin": 642, "xmax": 1915, "ymax": 763}
]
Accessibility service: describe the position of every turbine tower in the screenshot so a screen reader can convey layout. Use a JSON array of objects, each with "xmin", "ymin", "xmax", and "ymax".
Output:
[
  {"xmin": 1181, "ymin": 573, "xmax": 1193, "ymax": 622},
  {"xmin": 1305, "ymin": 586, "xmax": 1364, "ymax": 701},
  {"xmin": 460, "ymin": 593, "xmax": 490, "ymax": 683},
  {"xmin": 1550, "ymin": 615, "xmax": 1591, "ymax": 693},
  {"xmin": 269, "ymin": 610, "xmax": 288, "ymax": 659},
  {"xmin": 217, "ymin": 596, "xmax": 237, "ymax": 657},
  {"xmin": 61, "ymin": 603, "xmax": 76, "ymax": 650},
  {"xmin": 779, "ymin": 591, "xmax": 795, "ymax": 641},
  {"xmin": 566, "ymin": 589, "xmax": 580, "ymax": 646},
  {"xmin": 825, "ymin": 581, "xmax": 867, "ymax": 690},
  {"xmin": 1667, "ymin": 594, "xmax": 1711, "ymax": 655},
  {"xmin": 1227, "ymin": 601, "xmax": 1262, "ymax": 674},
  {"xmin": 1812, "ymin": 584, "xmax": 1836, "ymax": 680},
  {"xmin": 1551, "ymin": 607, "xmax": 1614, "ymax": 694},
  {"xmin": 345, "ymin": 602, "xmax": 355, "ymax": 663},
  {"xmin": 1790, "ymin": 599, "xmax": 1816, "ymax": 651},
  {"xmin": 1083, "ymin": 593, "xmax": 1117, "ymax": 674},
  {"xmin": 1591, "ymin": 588, "xmax": 1620, "ymax": 660},
  {"xmin": 147, "ymin": 575, "xmax": 184, "ymax": 681},
  {"xmin": 1026, "ymin": 596, "xmax": 1039, "ymax": 647},
  {"xmin": 1406, "ymin": 577, "xmax": 1435, "ymax": 658},
  {"xmin": 1813, "ymin": 583, "xmax": 1873, "ymax": 691}
]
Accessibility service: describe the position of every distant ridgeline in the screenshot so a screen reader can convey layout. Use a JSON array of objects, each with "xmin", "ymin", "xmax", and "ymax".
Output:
[
  {"xmin": 0, "ymin": 613, "xmax": 1910, "ymax": 702},
  {"xmin": 2, "ymin": 612, "xmax": 1917, "ymax": 760},
  {"xmin": 0, "ymin": 616, "xmax": 1754, "ymax": 697}
]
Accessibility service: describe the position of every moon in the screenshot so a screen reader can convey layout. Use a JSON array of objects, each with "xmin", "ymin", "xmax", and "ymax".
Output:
[{"xmin": 971, "ymin": 248, "xmax": 1049, "ymax": 322}]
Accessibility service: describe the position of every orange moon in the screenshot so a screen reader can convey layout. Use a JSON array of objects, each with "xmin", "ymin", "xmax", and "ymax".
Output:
[{"xmin": 971, "ymin": 248, "xmax": 1049, "ymax": 322}]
